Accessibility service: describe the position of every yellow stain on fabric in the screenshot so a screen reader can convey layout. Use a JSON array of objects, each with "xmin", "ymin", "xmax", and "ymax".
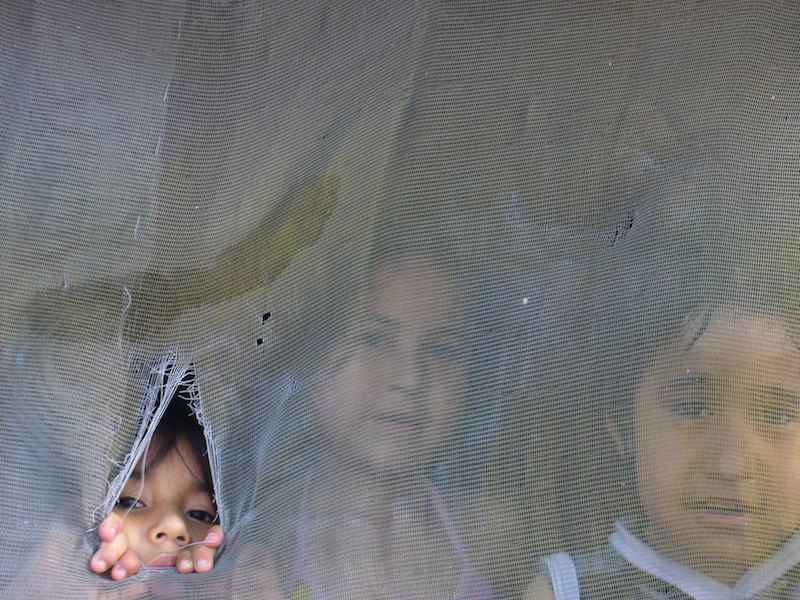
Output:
[
  {"xmin": 26, "ymin": 175, "xmax": 340, "ymax": 342},
  {"xmin": 289, "ymin": 585, "xmax": 313, "ymax": 600}
]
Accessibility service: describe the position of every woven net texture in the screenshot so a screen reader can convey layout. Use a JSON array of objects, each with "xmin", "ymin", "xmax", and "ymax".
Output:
[{"xmin": 2, "ymin": 2, "xmax": 800, "ymax": 598}]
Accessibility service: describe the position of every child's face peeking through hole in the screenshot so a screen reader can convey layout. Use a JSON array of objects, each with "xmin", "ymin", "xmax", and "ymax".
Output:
[
  {"xmin": 112, "ymin": 432, "xmax": 217, "ymax": 569},
  {"xmin": 632, "ymin": 310, "xmax": 800, "ymax": 584}
]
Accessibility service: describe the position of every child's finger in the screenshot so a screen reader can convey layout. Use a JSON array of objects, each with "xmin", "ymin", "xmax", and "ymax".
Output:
[
  {"xmin": 90, "ymin": 531, "xmax": 130, "ymax": 574},
  {"xmin": 110, "ymin": 549, "xmax": 142, "ymax": 580},
  {"xmin": 188, "ymin": 526, "xmax": 223, "ymax": 573},
  {"xmin": 204, "ymin": 525, "xmax": 224, "ymax": 549},
  {"xmin": 191, "ymin": 542, "xmax": 217, "ymax": 574},
  {"xmin": 97, "ymin": 512, "xmax": 124, "ymax": 543},
  {"xmin": 176, "ymin": 547, "xmax": 196, "ymax": 574},
  {"xmin": 172, "ymin": 527, "xmax": 223, "ymax": 574}
]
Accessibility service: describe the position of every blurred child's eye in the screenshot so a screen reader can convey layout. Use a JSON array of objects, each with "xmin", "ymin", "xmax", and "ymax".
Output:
[
  {"xmin": 187, "ymin": 510, "xmax": 217, "ymax": 524},
  {"xmin": 754, "ymin": 389, "xmax": 800, "ymax": 426},
  {"xmin": 424, "ymin": 340, "xmax": 458, "ymax": 361},
  {"xmin": 116, "ymin": 496, "xmax": 144, "ymax": 510},
  {"xmin": 756, "ymin": 401, "xmax": 798, "ymax": 425},
  {"xmin": 362, "ymin": 330, "xmax": 391, "ymax": 349},
  {"xmin": 674, "ymin": 400, "xmax": 712, "ymax": 419}
]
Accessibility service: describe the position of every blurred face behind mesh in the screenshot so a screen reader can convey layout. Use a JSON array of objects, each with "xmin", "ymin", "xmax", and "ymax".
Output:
[
  {"xmin": 313, "ymin": 260, "xmax": 466, "ymax": 477},
  {"xmin": 633, "ymin": 311, "xmax": 800, "ymax": 584}
]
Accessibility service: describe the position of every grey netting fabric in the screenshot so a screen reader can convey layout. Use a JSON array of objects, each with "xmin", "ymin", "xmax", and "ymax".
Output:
[{"xmin": 2, "ymin": 2, "xmax": 800, "ymax": 599}]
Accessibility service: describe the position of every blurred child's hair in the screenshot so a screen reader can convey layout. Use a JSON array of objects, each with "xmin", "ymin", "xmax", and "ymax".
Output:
[
  {"xmin": 144, "ymin": 368, "xmax": 214, "ymax": 502},
  {"xmin": 591, "ymin": 172, "xmax": 800, "ymax": 439}
]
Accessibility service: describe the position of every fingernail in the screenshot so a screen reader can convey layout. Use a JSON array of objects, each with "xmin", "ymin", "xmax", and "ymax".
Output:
[
  {"xmin": 95, "ymin": 559, "xmax": 107, "ymax": 570},
  {"xmin": 196, "ymin": 557, "xmax": 209, "ymax": 569},
  {"xmin": 179, "ymin": 559, "xmax": 192, "ymax": 571}
]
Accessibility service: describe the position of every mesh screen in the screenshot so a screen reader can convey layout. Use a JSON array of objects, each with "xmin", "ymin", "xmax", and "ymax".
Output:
[{"xmin": 2, "ymin": 1, "xmax": 800, "ymax": 598}]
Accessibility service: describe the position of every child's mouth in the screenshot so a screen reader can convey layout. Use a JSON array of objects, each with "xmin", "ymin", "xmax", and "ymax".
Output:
[
  {"xmin": 370, "ymin": 413, "xmax": 421, "ymax": 433},
  {"xmin": 146, "ymin": 554, "xmax": 179, "ymax": 569},
  {"xmin": 692, "ymin": 500, "xmax": 750, "ymax": 528}
]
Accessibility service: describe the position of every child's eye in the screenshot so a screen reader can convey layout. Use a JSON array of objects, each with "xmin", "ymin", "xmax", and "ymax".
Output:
[
  {"xmin": 757, "ymin": 404, "xmax": 798, "ymax": 425},
  {"xmin": 187, "ymin": 510, "xmax": 217, "ymax": 525},
  {"xmin": 674, "ymin": 399, "xmax": 712, "ymax": 419},
  {"xmin": 424, "ymin": 341, "xmax": 458, "ymax": 361},
  {"xmin": 755, "ymin": 390, "xmax": 800, "ymax": 426},
  {"xmin": 362, "ymin": 330, "xmax": 391, "ymax": 349},
  {"xmin": 116, "ymin": 496, "xmax": 144, "ymax": 510}
]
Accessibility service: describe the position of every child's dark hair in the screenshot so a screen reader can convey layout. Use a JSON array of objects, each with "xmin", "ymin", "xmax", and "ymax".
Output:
[{"xmin": 143, "ymin": 368, "xmax": 215, "ymax": 503}]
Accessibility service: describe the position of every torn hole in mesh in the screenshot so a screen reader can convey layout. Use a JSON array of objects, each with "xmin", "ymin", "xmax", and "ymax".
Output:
[{"xmin": 91, "ymin": 354, "xmax": 224, "ymax": 548}]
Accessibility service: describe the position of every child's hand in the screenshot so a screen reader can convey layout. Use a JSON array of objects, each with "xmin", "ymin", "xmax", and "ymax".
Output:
[
  {"xmin": 175, "ymin": 524, "xmax": 224, "ymax": 574},
  {"xmin": 90, "ymin": 512, "xmax": 225, "ymax": 579},
  {"xmin": 90, "ymin": 512, "xmax": 141, "ymax": 580}
]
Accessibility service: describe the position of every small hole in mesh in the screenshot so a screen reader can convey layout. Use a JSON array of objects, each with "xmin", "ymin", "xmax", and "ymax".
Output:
[
  {"xmin": 609, "ymin": 210, "xmax": 635, "ymax": 246},
  {"xmin": 261, "ymin": 312, "xmax": 271, "ymax": 324},
  {"xmin": 256, "ymin": 338, "xmax": 264, "ymax": 346}
]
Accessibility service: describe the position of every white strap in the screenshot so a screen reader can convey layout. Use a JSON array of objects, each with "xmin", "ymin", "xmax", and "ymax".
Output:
[
  {"xmin": 610, "ymin": 521, "xmax": 747, "ymax": 600},
  {"xmin": 733, "ymin": 528, "xmax": 800, "ymax": 597},
  {"xmin": 542, "ymin": 551, "xmax": 581, "ymax": 600}
]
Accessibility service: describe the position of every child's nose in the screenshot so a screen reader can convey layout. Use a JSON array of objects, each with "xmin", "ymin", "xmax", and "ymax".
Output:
[
  {"xmin": 707, "ymin": 413, "xmax": 751, "ymax": 479},
  {"xmin": 389, "ymin": 347, "xmax": 423, "ymax": 392},
  {"xmin": 148, "ymin": 510, "xmax": 191, "ymax": 546}
]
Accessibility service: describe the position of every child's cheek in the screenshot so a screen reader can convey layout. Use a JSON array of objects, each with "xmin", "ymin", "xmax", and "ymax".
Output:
[
  {"xmin": 314, "ymin": 358, "xmax": 368, "ymax": 439},
  {"xmin": 425, "ymin": 388, "xmax": 460, "ymax": 448},
  {"xmin": 634, "ymin": 415, "xmax": 685, "ymax": 523},
  {"xmin": 773, "ymin": 435, "xmax": 800, "ymax": 537}
]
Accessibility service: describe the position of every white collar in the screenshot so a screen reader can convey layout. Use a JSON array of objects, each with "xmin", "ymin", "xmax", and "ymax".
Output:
[{"xmin": 610, "ymin": 520, "xmax": 800, "ymax": 600}]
